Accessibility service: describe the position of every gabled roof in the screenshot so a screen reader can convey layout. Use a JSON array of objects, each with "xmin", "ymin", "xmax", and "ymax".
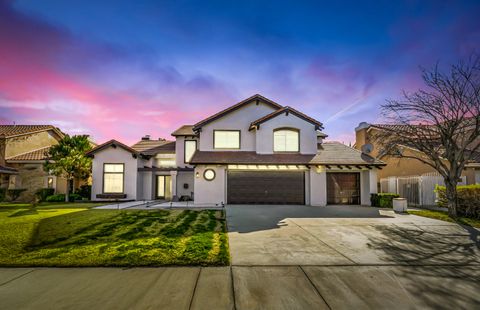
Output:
[
  {"xmin": 86, "ymin": 139, "xmax": 139, "ymax": 157},
  {"xmin": 192, "ymin": 94, "xmax": 283, "ymax": 131},
  {"xmin": 311, "ymin": 142, "xmax": 385, "ymax": 165},
  {"xmin": 171, "ymin": 125, "xmax": 196, "ymax": 137},
  {"xmin": 141, "ymin": 141, "xmax": 176, "ymax": 156},
  {"xmin": 249, "ymin": 106, "xmax": 324, "ymax": 130},
  {"xmin": 0, "ymin": 125, "xmax": 64, "ymax": 139},
  {"xmin": 131, "ymin": 139, "xmax": 171, "ymax": 152},
  {"xmin": 6, "ymin": 146, "xmax": 51, "ymax": 161}
]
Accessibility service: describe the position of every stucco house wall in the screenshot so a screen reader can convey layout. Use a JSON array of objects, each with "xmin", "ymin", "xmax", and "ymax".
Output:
[
  {"xmin": 255, "ymin": 113, "xmax": 317, "ymax": 154},
  {"xmin": 193, "ymin": 165, "xmax": 226, "ymax": 205},
  {"xmin": 198, "ymin": 102, "xmax": 276, "ymax": 151},
  {"xmin": 91, "ymin": 147, "xmax": 138, "ymax": 200}
]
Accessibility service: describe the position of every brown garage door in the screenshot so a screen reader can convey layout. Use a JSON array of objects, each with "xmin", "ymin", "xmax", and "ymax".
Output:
[
  {"xmin": 327, "ymin": 172, "xmax": 360, "ymax": 205},
  {"xmin": 227, "ymin": 171, "xmax": 305, "ymax": 204}
]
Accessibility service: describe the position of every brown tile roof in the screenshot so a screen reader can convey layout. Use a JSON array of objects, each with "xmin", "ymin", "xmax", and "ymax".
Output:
[
  {"xmin": 131, "ymin": 139, "xmax": 171, "ymax": 152},
  {"xmin": 190, "ymin": 142, "xmax": 384, "ymax": 166},
  {"xmin": 249, "ymin": 106, "xmax": 324, "ymax": 130},
  {"xmin": 6, "ymin": 146, "xmax": 51, "ymax": 161},
  {"xmin": 0, "ymin": 164, "xmax": 18, "ymax": 174},
  {"xmin": 0, "ymin": 125, "xmax": 64, "ymax": 138},
  {"xmin": 311, "ymin": 142, "xmax": 384, "ymax": 165},
  {"xmin": 86, "ymin": 139, "xmax": 139, "ymax": 156},
  {"xmin": 192, "ymin": 94, "xmax": 283, "ymax": 131},
  {"xmin": 141, "ymin": 141, "xmax": 176, "ymax": 156},
  {"xmin": 171, "ymin": 125, "xmax": 196, "ymax": 136}
]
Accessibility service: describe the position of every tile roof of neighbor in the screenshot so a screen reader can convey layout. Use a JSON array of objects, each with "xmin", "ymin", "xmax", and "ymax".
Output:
[
  {"xmin": 190, "ymin": 142, "xmax": 385, "ymax": 166},
  {"xmin": 192, "ymin": 94, "xmax": 283, "ymax": 131},
  {"xmin": 250, "ymin": 106, "xmax": 324, "ymax": 130},
  {"xmin": 130, "ymin": 139, "xmax": 172, "ymax": 152},
  {"xmin": 0, "ymin": 125, "xmax": 64, "ymax": 138},
  {"xmin": 0, "ymin": 164, "xmax": 18, "ymax": 174},
  {"xmin": 6, "ymin": 146, "xmax": 51, "ymax": 161},
  {"xmin": 141, "ymin": 141, "xmax": 176, "ymax": 156},
  {"xmin": 171, "ymin": 125, "xmax": 196, "ymax": 136}
]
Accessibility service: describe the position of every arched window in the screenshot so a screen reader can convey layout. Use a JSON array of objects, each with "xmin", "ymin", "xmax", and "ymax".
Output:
[{"xmin": 274, "ymin": 128, "xmax": 299, "ymax": 152}]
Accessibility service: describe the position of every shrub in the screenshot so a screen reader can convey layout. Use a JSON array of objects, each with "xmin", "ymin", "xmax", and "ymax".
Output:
[
  {"xmin": 0, "ymin": 188, "xmax": 6, "ymax": 202},
  {"xmin": 76, "ymin": 185, "xmax": 91, "ymax": 199},
  {"xmin": 371, "ymin": 193, "xmax": 400, "ymax": 208},
  {"xmin": 7, "ymin": 189, "xmax": 26, "ymax": 201},
  {"xmin": 435, "ymin": 184, "xmax": 480, "ymax": 219},
  {"xmin": 35, "ymin": 188, "xmax": 55, "ymax": 202},
  {"xmin": 46, "ymin": 193, "xmax": 83, "ymax": 202}
]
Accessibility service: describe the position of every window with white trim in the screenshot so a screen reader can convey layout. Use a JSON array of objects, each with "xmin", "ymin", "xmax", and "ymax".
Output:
[
  {"xmin": 214, "ymin": 130, "xmax": 240, "ymax": 149},
  {"xmin": 274, "ymin": 129, "xmax": 299, "ymax": 152},
  {"xmin": 103, "ymin": 164, "xmax": 124, "ymax": 193}
]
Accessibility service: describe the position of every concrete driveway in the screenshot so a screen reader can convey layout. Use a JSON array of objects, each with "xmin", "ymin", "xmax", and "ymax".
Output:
[{"xmin": 226, "ymin": 204, "xmax": 480, "ymax": 266}]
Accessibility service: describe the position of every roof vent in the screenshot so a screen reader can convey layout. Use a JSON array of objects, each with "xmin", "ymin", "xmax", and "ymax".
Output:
[{"xmin": 142, "ymin": 135, "xmax": 151, "ymax": 140}]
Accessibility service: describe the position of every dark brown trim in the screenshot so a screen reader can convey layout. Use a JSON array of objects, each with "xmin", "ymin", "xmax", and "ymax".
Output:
[
  {"xmin": 184, "ymin": 139, "xmax": 197, "ymax": 164},
  {"xmin": 213, "ymin": 130, "xmax": 241, "ymax": 149},
  {"xmin": 273, "ymin": 127, "xmax": 300, "ymax": 153},
  {"xmin": 138, "ymin": 167, "xmax": 194, "ymax": 172},
  {"xmin": 192, "ymin": 94, "xmax": 282, "ymax": 131},
  {"xmin": 250, "ymin": 106, "xmax": 323, "ymax": 131},
  {"xmin": 102, "ymin": 163, "xmax": 125, "ymax": 194}
]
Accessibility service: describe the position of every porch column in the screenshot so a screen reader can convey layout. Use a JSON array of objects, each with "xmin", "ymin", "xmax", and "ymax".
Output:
[
  {"xmin": 310, "ymin": 166, "xmax": 327, "ymax": 206},
  {"xmin": 170, "ymin": 171, "xmax": 178, "ymax": 198}
]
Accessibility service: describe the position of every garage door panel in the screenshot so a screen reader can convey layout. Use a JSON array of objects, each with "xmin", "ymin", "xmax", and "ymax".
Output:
[
  {"xmin": 227, "ymin": 171, "xmax": 304, "ymax": 204},
  {"xmin": 326, "ymin": 172, "xmax": 360, "ymax": 205}
]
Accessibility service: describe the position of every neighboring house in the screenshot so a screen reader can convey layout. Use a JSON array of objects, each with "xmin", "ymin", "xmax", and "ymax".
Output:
[
  {"xmin": 88, "ymin": 94, "xmax": 384, "ymax": 206},
  {"xmin": 0, "ymin": 125, "xmax": 76, "ymax": 201},
  {"xmin": 354, "ymin": 122, "xmax": 480, "ymax": 185}
]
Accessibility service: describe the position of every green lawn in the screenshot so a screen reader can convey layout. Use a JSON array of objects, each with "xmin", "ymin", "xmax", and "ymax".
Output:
[
  {"xmin": 409, "ymin": 209, "xmax": 480, "ymax": 228},
  {"xmin": 0, "ymin": 203, "xmax": 229, "ymax": 267}
]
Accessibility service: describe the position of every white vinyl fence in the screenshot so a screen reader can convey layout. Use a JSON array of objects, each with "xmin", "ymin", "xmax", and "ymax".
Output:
[{"xmin": 380, "ymin": 172, "xmax": 466, "ymax": 207}]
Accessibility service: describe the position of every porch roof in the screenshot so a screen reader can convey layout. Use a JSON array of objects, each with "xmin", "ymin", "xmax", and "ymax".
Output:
[{"xmin": 0, "ymin": 164, "xmax": 18, "ymax": 174}]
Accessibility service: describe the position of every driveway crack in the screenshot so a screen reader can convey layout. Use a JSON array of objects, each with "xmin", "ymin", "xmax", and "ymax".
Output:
[
  {"xmin": 299, "ymin": 266, "xmax": 332, "ymax": 310},
  {"xmin": 0, "ymin": 269, "xmax": 36, "ymax": 287}
]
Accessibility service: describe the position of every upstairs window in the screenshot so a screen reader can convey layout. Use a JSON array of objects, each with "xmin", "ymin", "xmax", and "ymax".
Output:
[
  {"xmin": 214, "ymin": 130, "xmax": 240, "ymax": 149},
  {"xmin": 274, "ymin": 129, "xmax": 299, "ymax": 152},
  {"xmin": 103, "ymin": 164, "xmax": 124, "ymax": 193},
  {"xmin": 184, "ymin": 140, "xmax": 197, "ymax": 163}
]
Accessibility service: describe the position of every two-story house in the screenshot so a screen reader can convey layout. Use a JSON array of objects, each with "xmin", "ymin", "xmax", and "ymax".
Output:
[
  {"xmin": 0, "ymin": 125, "xmax": 73, "ymax": 201},
  {"xmin": 87, "ymin": 94, "xmax": 385, "ymax": 206}
]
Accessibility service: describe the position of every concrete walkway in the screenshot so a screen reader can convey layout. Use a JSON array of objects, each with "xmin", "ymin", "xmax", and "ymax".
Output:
[{"xmin": 1, "ymin": 266, "xmax": 479, "ymax": 309}]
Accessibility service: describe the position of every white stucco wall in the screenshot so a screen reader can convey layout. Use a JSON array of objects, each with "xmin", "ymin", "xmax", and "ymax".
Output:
[
  {"xmin": 91, "ymin": 146, "xmax": 138, "ymax": 201},
  {"xmin": 198, "ymin": 101, "xmax": 277, "ymax": 151},
  {"xmin": 310, "ymin": 167, "xmax": 327, "ymax": 206},
  {"xmin": 175, "ymin": 136, "xmax": 198, "ymax": 168},
  {"xmin": 255, "ymin": 113, "xmax": 318, "ymax": 154},
  {"xmin": 360, "ymin": 169, "xmax": 378, "ymax": 205},
  {"xmin": 177, "ymin": 171, "xmax": 194, "ymax": 198},
  {"xmin": 194, "ymin": 165, "xmax": 226, "ymax": 205}
]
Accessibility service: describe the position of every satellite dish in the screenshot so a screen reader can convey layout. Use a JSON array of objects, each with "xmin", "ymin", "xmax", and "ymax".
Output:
[{"xmin": 361, "ymin": 143, "xmax": 374, "ymax": 154}]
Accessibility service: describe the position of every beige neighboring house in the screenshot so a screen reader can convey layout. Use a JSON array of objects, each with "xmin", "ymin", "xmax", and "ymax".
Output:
[
  {"xmin": 0, "ymin": 125, "xmax": 79, "ymax": 202},
  {"xmin": 354, "ymin": 122, "xmax": 480, "ymax": 185}
]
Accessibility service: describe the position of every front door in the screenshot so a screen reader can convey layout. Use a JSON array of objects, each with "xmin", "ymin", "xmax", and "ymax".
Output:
[{"xmin": 156, "ymin": 175, "xmax": 172, "ymax": 200}]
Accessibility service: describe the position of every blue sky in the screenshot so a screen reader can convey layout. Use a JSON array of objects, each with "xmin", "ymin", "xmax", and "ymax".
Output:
[{"xmin": 1, "ymin": 0, "xmax": 479, "ymax": 144}]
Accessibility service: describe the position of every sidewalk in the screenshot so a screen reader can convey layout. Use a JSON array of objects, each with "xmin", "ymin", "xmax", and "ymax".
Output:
[{"xmin": 1, "ymin": 265, "xmax": 479, "ymax": 309}]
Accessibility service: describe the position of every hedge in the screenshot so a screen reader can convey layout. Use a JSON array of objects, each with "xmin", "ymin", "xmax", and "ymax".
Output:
[
  {"xmin": 435, "ymin": 184, "xmax": 480, "ymax": 219},
  {"xmin": 46, "ymin": 193, "xmax": 83, "ymax": 202},
  {"xmin": 371, "ymin": 193, "xmax": 400, "ymax": 208},
  {"xmin": 0, "ymin": 188, "xmax": 6, "ymax": 202},
  {"xmin": 35, "ymin": 188, "xmax": 55, "ymax": 202}
]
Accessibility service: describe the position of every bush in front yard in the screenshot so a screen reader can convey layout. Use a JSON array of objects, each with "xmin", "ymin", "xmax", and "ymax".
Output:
[
  {"xmin": 46, "ymin": 193, "xmax": 83, "ymax": 202},
  {"xmin": 0, "ymin": 188, "xmax": 6, "ymax": 202},
  {"xmin": 35, "ymin": 188, "xmax": 55, "ymax": 202},
  {"xmin": 435, "ymin": 184, "xmax": 480, "ymax": 219},
  {"xmin": 371, "ymin": 193, "xmax": 400, "ymax": 208},
  {"xmin": 77, "ymin": 185, "xmax": 91, "ymax": 199}
]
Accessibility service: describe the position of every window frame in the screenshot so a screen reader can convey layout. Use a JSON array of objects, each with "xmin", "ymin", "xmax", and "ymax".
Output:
[
  {"xmin": 273, "ymin": 128, "xmax": 300, "ymax": 153},
  {"xmin": 184, "ymin": 139, "xmax": 197, "ymax": 164},
  {"xmin": 213, "ymin": 130, "xmax": 241, "ymax": 149},
  {"xmin": 203, "ymin": 169, "xmax": 216, "ymax": 181},
  {"xmin": 102, "ymin": 163, "xmax": 125, "ymax": 194}
]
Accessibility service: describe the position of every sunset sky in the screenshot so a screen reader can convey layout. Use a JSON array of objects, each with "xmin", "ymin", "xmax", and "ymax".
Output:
[{"xmin": 1, "ymin": 0, "xmax": 479, "ymax": 145}]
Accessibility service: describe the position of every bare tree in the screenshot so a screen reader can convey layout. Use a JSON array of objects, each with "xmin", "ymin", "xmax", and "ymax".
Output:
[{"xmin": 375, "ymin": 55, "xmax": 480, "ymax": 217}]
